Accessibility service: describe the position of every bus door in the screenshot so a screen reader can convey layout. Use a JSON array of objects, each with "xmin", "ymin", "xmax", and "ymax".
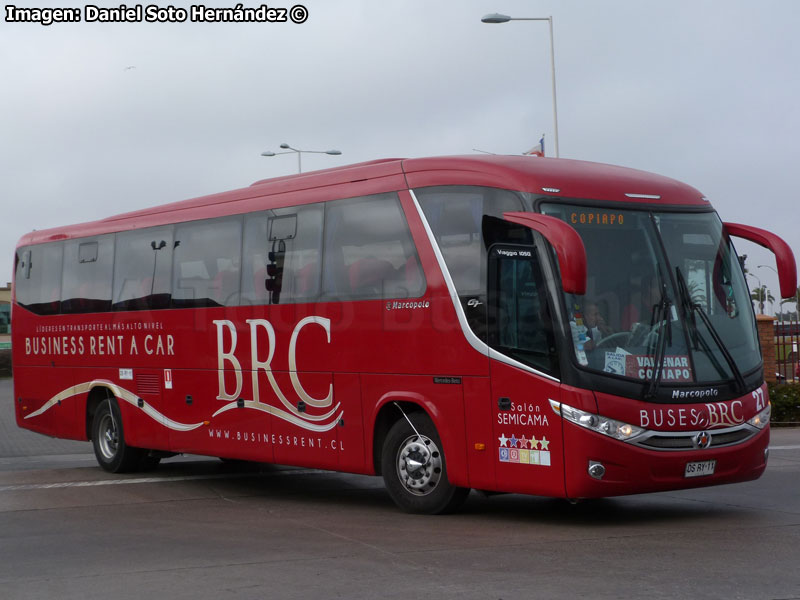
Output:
[{"xmin": 487, "ymin": 244, "xmax": 565, "ymax": 496}]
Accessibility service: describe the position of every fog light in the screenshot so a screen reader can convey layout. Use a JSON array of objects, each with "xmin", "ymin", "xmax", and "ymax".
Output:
[{"xmin": 588, "ymin": 461, "xmax": 606, "ymax": 480}]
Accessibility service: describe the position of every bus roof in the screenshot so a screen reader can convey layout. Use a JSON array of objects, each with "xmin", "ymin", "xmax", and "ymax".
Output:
[
  {"xmin": 16, "ymin": 155, "xmax": 708, "ymax": 247},
  {"xmin": 401, "ymin": 155, "xmax": 707, "ymax": 207}
]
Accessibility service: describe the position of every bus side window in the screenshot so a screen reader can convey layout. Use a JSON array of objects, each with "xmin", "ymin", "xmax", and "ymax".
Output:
[
  {"xmin": 416, "ymin": 186, "xmax": 525, "ymax": 298},
  {"xmin": 61, "ymin": 235, "xmax": 113, "ymax": 314},
  {"xmin": 15, "ymin": 243, "xmax": 63, "ymax": 315},
  {"xmin": 113, "ymin": 227, "xmax": 174, "ymax": 311},
  {"xmin": 242, "ymin": 214, "xmax": 270, "ymax": 305},
  {"xmin": 322, "ymin": 193, "xmax": 425, "ymax": 300},
  {"xmin": 241, "ymin": 204, "xmax": 323, "ymax": 306},
  {"xmin": 172, "ymin": 218, "xmax": 242, "ymax": 308}
]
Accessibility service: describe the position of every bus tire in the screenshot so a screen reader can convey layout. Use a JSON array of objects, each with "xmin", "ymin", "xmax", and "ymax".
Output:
[
  {"xmin": 381, "ymin": 412, "xmax": 470, "ymax": 514},
  {"xmin": 91, "ymin": 399, "xmax": 144, "ymax": 473}
]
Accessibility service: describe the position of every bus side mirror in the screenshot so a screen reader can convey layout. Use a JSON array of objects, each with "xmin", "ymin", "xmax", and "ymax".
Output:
[
  {"xmin": 502, "ymin": 212, "xmax": 587, "ymax": 295},
  {"xmin": 724, "ymin": 222, "xmax": 797, "ymax": 298}
]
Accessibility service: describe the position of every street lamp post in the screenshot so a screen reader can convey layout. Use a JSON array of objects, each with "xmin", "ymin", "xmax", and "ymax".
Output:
[
  {"xmin": 747, "ymin": 272, "xmax": 763, "ymax": 314},
  {"xmin": 481, "ymin": 13, "xmax": 560, "ymax": 158},
  {"xmin": 261, "ymin": 143, "xmax": 342, "ymax": 173},
  {"xmin": 758, "ymin": 264, "xmax": 780, "ymax": 315}
]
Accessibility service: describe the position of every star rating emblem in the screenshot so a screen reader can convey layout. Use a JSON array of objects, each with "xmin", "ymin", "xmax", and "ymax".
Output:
[
  {"xmin": 539, "ymin": 436, "xmax": 550, "ymax": 451},
  {"xmin": 509, "ymin": 435, "xmax": 519, "ymax": 448},
  {"xmin": 529, "ymin": 436, "xmax": 539, "ymax": 450},
  {"xmin": 498, "ymin": 433, "xmax": 509, "ymax": 447},
  {"xmin": 520, "ymin": 436, "xmax": 529, "ymax": 449}
]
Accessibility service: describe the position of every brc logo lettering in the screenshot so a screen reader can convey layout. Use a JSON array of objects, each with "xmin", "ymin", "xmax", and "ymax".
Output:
[
  {"xmin": 639, "ymin": 400, "xmax": 745, "ymax": 429},
  {"xmin": 213, "ymin": 317, "xmax": 332, "ymax": 407}
]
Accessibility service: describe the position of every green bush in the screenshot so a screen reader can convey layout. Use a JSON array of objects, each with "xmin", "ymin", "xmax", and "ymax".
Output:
[{"xmin": 768, "ymin": 382, "xmax": 800, "ymax": 424}]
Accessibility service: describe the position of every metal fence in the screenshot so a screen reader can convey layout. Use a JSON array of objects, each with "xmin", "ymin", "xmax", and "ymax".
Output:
[{"xmin": 776, "ymin": 318, "xmax": 800, "ymax": 383}]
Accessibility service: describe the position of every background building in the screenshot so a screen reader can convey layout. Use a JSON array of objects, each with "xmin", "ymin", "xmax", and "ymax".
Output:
[
  {"xmin": 0, "ymin": 282, "xmax": 10, "ymax": 375},
  {"xmin": 0, "ymin": 282, "xmax": 10, "ymax": 338}
]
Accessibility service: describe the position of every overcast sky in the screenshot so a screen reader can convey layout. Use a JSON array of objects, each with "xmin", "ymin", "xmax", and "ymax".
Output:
[{"xmin": 1, "ymin": 0, "xmax": 798, "ymax": 310}]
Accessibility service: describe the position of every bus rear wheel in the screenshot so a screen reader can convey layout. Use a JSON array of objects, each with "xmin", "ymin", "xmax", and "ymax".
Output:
[
  {"xmin": 381, "ymin": 412, "xmax": 469, "ymax": 514},
  {"xmin": 91, "ymin": 399, "xmax": 146, "ymax": 473}
]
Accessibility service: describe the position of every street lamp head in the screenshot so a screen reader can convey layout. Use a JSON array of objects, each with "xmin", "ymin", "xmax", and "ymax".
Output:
[
  {"xmin": 261, "ymin": 151, "xmax": 276, "ymax": 157},
  {"xmin": 481, "ymin": 13, "xmax": 511, "ymax": 24},
  {"xmin": 325, "ymin": 150, "xmax": 342, "ymax": 155},
  {"xmin": 279, "ymin": 143, "xmax": 290, "ymax": 149}
]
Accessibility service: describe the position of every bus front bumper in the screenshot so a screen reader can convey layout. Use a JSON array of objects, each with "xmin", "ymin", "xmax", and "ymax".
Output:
[{"xmin": 562, "ymin": 421, "xmax": 769, "ymax": 499}]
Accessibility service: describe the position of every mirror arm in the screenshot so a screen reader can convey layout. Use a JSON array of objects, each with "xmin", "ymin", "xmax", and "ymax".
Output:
[
  {"xmin": 502, "ymin": 212, "xmax": 587, "ymax": 295},
  {"xmin": 724, "ymin": 222, "xmax": 797, "ymax": 298}
]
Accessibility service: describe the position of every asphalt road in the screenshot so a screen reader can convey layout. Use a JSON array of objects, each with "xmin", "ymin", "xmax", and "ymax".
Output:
[{"xmin": 1, "ymin": 376, "xmax": 799, "ymax": 600}]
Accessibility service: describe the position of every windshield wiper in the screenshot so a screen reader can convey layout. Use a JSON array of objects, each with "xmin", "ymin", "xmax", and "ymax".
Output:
[
  {"xmin": 644, "ymin": 277, "xmax": 672, "ymax": 400},
  {"xmin": 675, "ymin": 266, "xmax": 746, "ymax": 393}
]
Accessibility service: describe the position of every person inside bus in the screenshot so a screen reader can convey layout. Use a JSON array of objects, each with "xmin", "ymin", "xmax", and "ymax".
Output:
[
  {"xmin": 621, "ymin": 276, "xmax": 662, "ymax": 331},
  {"xmin": 582, "ymin": 301, "xmax": 614, "ymax": 350}
]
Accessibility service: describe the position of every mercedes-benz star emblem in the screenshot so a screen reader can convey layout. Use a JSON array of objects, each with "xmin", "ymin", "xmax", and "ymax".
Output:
[{"xmin": 693, "ymin": 431, "xmax": 712, "ymax": 449}]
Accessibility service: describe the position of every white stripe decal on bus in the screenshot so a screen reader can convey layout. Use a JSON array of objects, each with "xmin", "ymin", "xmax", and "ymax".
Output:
[
  {"xmin": 24, "ymin": 379, "xmax": 204, "ymax": 432},
  {"xmin": 212, "ymin": 400, "xmax": 342, "ymax": 433},
  {"xmin": 24, "ymin": 379, "xmax": 342, "ymax": 433}
]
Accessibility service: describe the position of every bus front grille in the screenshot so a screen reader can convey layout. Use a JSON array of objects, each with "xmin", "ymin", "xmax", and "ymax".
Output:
[{"xmin": 632, "ymin": 425, "xmax": 755, "ymax": 451}]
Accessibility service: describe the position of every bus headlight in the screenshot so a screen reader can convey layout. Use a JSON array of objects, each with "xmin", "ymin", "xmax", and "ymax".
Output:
[
  {"xmin": 747, "ymin": 403, "xmax": 771, "ymax": 430},
  {"xmin": 551, "ymin": 400, "xmax": 644, "ymax": 442}
]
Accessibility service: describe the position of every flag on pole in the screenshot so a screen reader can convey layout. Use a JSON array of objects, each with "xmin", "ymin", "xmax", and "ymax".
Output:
[{"xmin": 523, "ymin": 135, "xmax": 545, "ymax": 157}]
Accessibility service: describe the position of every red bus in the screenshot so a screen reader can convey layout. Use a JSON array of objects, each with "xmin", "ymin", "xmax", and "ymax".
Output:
[{"xmin": 12, "ymin": 155, "xmax": 797, "ymax": 513}]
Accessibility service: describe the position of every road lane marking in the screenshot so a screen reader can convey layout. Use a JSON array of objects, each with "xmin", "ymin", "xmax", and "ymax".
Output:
[
  {"xmin": 770, "ymin": 445, "xmax": 800, "ymax": 450},
  {"xmin": 0, "ymin": 468, "xmax": 330, "ymax": 492},
  {"xmin": 0, "ymin": 454, "xmax": 95, "ymax": 466}
]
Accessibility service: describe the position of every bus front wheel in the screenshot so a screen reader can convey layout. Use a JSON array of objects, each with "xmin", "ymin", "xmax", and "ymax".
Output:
[
  {"xmin": 91, "ymin": 399, "xmax": 146, "ymax": 473},
  {"xmin": 381, "ymin": 412, "xmax": 469, "ymax": 514}
]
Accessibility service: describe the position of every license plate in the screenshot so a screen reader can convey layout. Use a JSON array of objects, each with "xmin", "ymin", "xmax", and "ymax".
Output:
[{"xmin": 684, "ymin": 459, "xmax": 716, "ymax": 478}]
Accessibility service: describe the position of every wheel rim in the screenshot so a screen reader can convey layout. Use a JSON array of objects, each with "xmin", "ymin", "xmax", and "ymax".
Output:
[
  {"xmin": 395, "ymin": 434, "xmax": 442, "ymax": 496},
  {"xmin": 97, "ymin": 412, "xmax": 119, "ymax": 460}
]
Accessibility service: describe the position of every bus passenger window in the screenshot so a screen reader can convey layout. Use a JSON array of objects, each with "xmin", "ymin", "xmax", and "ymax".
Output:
[
  {"xmin": 322, "ymin": 193, "xmax": 425, "ymax": 300},
  {"xmin": 61, "ymin": 235, "xmax": 114, "ymax": 314},
  {"xmin": 241, "ymin": 204, "xmax": 323, "ymax": 305},
  {"xmin": 15, "ymin": 243, "xmax": 64, "ymax": 315},
  {"xmin": 113, "ymin": 227, "xmax": 174, "ymax": 311},
  {"xmin": 416, "ymin": 186, "xmax": 525, "ymax": 298},
  {"xmin": 172, "ymin": 218, "xmax": 242, "ymax": 308}
]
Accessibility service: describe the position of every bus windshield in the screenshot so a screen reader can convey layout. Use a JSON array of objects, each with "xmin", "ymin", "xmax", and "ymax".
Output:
[{"xmin": 540, "ymin": 203, "xmax": 760, "ymax": 387}]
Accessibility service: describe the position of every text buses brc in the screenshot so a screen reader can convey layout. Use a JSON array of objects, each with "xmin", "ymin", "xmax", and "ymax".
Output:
[{"xmin": 13, "ymin": 155, "xmax": 797, "ymax": 513}]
